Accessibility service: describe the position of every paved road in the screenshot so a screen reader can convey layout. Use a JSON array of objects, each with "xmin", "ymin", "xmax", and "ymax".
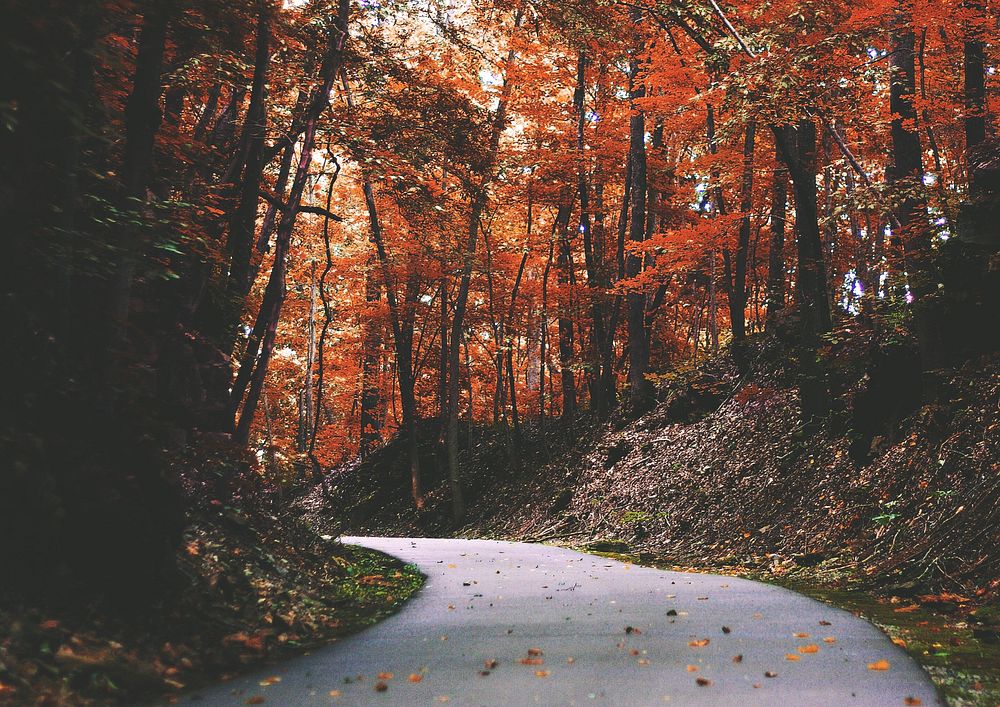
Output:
[{"xmin": 177, "ymin": 537, "xmax": 941, "ymax": 706}]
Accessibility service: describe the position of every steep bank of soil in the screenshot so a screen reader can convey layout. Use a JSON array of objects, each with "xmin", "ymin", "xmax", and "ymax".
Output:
[{"xmin": 315, "ymin": 320, "xmax": 999, "ymax": 630}]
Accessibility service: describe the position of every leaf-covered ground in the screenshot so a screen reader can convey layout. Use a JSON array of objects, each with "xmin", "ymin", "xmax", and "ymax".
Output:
[
  {"xmin": 314, "ymin": 323, "xmax": 1000, "ymax": 705},
  {"xmin": 0, "ymin": 505, "xmax": 423, "ymax": 705}
]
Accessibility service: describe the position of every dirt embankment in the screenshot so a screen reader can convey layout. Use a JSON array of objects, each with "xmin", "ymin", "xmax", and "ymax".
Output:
[{"xmin": 324, "ymin": 324, "xmax": 1000, "ymax": 604}]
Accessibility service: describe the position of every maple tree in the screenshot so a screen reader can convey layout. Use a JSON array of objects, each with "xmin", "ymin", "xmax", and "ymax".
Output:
[{"xmin": 1, "ymin": 0, "xmax": 998, "ymax": 582}]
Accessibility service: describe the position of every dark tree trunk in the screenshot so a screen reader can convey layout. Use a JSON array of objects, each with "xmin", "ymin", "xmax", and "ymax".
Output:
[
  {"xmin": 439, "ymin": 279, "xmax": 449, "ymax": 423},
  {"xmin": 766, "ymin": 143, "xmax": 789, "ymax": 326},
  {"xmin": 773, "ymin": 120, "xmax": 831, "ymax": 423},
  {"xmin": 359, "ymin": 254, "xmax": 383, "ymax": 457},
  {"xmin": 554, "ymin": 201, "xmax": 577, "ymax": 420},
  {"xmin": 227, "ymin": 0, "xmax": 272, "ymax": 297},
  {"xmin": 110, "ymin": 0, "xmax": 173, "ymax": 346},
  {"xmin": 626, "ymin": 70, "xmax": 653, "ymax": 413},
  {"xmin": 773, "ymin": 121, "xmax": 831, "ymax": 336},
  {"xmin": 889, "ymin": 5, "xmax": 930, "ymax": 298},
  {"xmin": 574, "ymin": 51, "xmax": 612, "ymax": 418},
  {"xmin": 728, "ymin": 120, "xmax": 756, "ymax": 340},
  {"xmin": 964, "ymin": 0, "xmax": 987, "ymax": 174}
]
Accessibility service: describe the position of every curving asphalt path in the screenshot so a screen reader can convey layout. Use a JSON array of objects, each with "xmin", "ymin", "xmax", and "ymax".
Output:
[{"xmin": 176, "ymin": 537, "xmax": 941, "ymax": 706}]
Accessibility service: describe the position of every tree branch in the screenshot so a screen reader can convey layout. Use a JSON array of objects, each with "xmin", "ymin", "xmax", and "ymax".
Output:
[{"xmin": 258, "ymin": 190, "xmax": 344, "ymax": 222}]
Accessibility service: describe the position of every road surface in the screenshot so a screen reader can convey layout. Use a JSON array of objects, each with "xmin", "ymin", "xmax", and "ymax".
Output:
[{"xmin": 175, "ymin": 537, "xmax": 940, "ymax": 706}]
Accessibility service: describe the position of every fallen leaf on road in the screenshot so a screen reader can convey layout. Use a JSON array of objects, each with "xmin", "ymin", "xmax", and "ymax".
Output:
[
  {"xmin": 527, "ymin": 647, "xmax": 544, "ymax": 656},
  {"xmin": 408, "ymin": 674, "xmax": 423, "ymax": 683},
  {"xmin": 535, "ymin": 670, "xmax": 550, "ymax": 677},
  {"xmin": 696, "ymin": 677, "xmax": 711, "ymax": 686},
  {"xmin": 258, "ymin": 676, "xmax": 281, "ymax": 686},
  {"xmin": 687, "ymin": 665, "xmax": 699, "ymax": 672},
  {"xmin": 793, "ymin": 632, "xmax": 810, "ymax": 638},
  {"xmin": 484, "ymin": 659, "xmax": 499, "ymax": 669},
  {"xmin": 566, "ymin": 657, "xmax": 575, "ymax": 664},
  {"xmin": 892, "ymin": 638, "xmax": 907, "ymax": 648},
  {"xmin": 245, "ymin": 697, "xmax": 265, "ymax": 705},
  {"xmin": 377, "ymin": 672, "xmax": 393, "ymax": 680},
  {"xmin": 328, "ymin": 690, "xmax": 341, "ymax": 698},
  {"xmin": 519, "ymin": 657, "xmax": 544, "ymax": 666},
  {"xmin": 732, "ymin": 655, "xmax": 743, "ymax": 663},
  {"xmin": 688, "ymin": 638, "xmax": 710, "ymax": 647},
  {"xmin": 722, "ymin": 626, "xmax": 731, "ymax": 634},
  {"xmin": 798, "ymin": 644, "xmax": 819, "ymax": 654},
  {"xmin": 374, "ymin": 682, "xmax": 388, "ymax": 692},
  {"xmin": 819, "ymin": 620, "xmax": 832, "ymax": 626},
  {"xmin": 868, "ymin": 659, "xmax": 891, "ymax": 671},
  {"xmin": 765, "ymin": 671, "xmax": 778, "ymax": 678},
  {"xmin": 904, "ymin": 698, "xmax": 921, "ymax": 705},
  {"xmin": 785, "ymin": 654, "xmax": 800, "ymax": 661}
]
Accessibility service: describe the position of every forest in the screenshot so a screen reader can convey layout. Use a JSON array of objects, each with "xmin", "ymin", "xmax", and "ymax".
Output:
[{"xmin": 1, "ymin": 0, "xmax": 999, "ymax": 704}]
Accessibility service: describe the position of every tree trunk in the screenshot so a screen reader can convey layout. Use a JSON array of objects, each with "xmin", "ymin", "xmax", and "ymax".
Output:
[
  {"xmin": 772, "ymin": 120, "xmax": 831, "ymax": 423},
  {"xmin": 110, "ymin": 0, "xmax": 173, "ymax": 347},
  {"xmin": 575, "ymin": 52, "xmax": 612, "ymax": 418},
  {"xmin": 227, "ymin": 0, "xmax": 272, "ymax": 297},
  {"xmin": 889, "ymin": 4, "xmax": 930, "ymax": 299},
  {"xmin": 359, "ymin": 254, "xmax": 383, "ymax": 456},
  {"xmin": 729, "ymin": 120, "xmax": 756, "ymax": 340},
  {"xmin": 554, "ymin": 201, "xmax": 577, "ymax": 420},
  {"xmin": 626, "ymin": 59, "xmax": 654, "ymax": 413},
  {"xmin": 298, "ymin": 263, "xmax": 316, "ymax": 452},
  {"xmin": 766, "ymin": 144, "xmax": 789, "ymax": 325},
  {"xmin": 773, "ymin": 121, "xmax": 831, "ymax": 336}
]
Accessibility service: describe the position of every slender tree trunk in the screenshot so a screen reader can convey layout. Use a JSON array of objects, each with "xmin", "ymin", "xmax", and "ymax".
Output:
[
  {"xmin": 554, "ymin": 201, "xmax": 577, "ymax": 420},
  {"xmin": 574, "ymin": 53, "xmax": 613, "ymax": 418},
  {"xmin": 438, "ymin": 279, "xmax": 449, "ymax": 423},
  {"xmin": 964, "ymin": 0, "xmax": 987, "ymax": 184},
  {"xmin": 227, "ymin": 0, "xmax": 271, "ymax": 296},
  {"xmin": 766, "ymin": 144, "xmax": 789, "ymax": 325},
  {"xmin": 540, "ymin": 239, "xmax": 554, "ymax": 429},
  {"xmin": 298, "ymin": 263, "xmax": 316, "ymax": 452},
  {"xmin": 889, "ymin": 4, "xmax": 930, "ymax": 299},
  {"xmin": 360, "ymin": 254, "xmax": 383, "ymax": 456},
  {"xmin": 626, "ymin": 54, "xmax": 654, "ymax": 413},
  {"xmin": 363, "ymin": 179, "xmax": 421, "ymax": 503},
  {"xmin": 729, "ymin": 121, "xmax": 756, "ymax": 340}
]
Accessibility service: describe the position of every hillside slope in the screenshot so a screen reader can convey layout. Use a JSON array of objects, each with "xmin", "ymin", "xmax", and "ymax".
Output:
[{"xmin": 315, "ymin": 321, "xmax": 999, "ymax": 601}]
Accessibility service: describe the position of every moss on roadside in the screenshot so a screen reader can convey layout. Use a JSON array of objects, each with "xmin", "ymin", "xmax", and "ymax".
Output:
[{"xmin": 0, "ymin": 511, "xmax": 425, "ymax": 706}]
